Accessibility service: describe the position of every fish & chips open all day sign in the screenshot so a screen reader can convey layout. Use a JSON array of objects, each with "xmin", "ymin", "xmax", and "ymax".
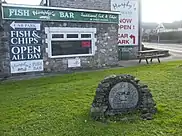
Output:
[{"xmin": 9, "ymin": 21, "xmax": 43, "ymax": 74}]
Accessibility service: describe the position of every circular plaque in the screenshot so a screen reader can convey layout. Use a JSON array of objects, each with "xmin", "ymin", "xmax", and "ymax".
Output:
[{"xmin": 109, "ymin": 82, "xmax": 139, "ymax": 110}]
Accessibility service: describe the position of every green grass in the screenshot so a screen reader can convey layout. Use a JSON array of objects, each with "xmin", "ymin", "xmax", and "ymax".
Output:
[{"xmin": 0, "ymin": 61, "xmax": 182, "ymax": 136}]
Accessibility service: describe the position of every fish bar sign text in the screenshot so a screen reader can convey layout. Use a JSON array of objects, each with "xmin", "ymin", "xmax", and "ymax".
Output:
[
  {"xmin": 9, "ymin": 9, "xmax": 30, "ymax": 17},
  {"xmin": 59, "ymin": 12, "xmax": 75, "ymax": 18}
]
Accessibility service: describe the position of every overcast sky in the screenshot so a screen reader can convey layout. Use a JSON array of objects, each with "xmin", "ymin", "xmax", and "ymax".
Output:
[{"xmin": 5, "ymin": 0, "xmax": 182, "ymax": 23}]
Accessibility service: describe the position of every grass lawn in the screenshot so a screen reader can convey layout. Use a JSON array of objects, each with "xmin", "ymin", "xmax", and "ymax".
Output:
[{"xmin": 0, "ymin": 61, "xmax": 182, "ymax": 136}]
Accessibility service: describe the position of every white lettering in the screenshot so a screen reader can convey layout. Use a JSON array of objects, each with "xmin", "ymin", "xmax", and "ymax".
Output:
[
  {"xmin": 34, "ymin": 46, "xmax": 41, "ymax": 53},
  {"xmin": 11, "ymin": 38, "xmax": 18, "ymax": 44},
  {"xmin": 9, "ymin": 9, "xmax": 15, "ymax": 17},
  {"xmin": 59, "ymin": 12, "xmax": 74, "ymax": 18},
  {"xmin": 18, "ymin": 38, "xmax": 25, "ymax": 44},
  {"xmin": 21, "ymin": 46, "xmax": 27, "ymax": 54},
  {"xmin": 69, "ymin": 12, "xmax": 74, "ymax": 18},
  {"xmin": 11, "ymin": 55, "xmax": 18, "ymax": 61},
  {"xmin": 11, "ymin": 31, "xmax": 16, "ymax": 37},
  {"xmin": 27, "ymin": 54, "xmax": 41, "ymax": 60},
  {"xmin": 9, "ymin": 9, "xmax": 30, "ymax": 17},
  {"xmin": 34, "ymin": 38, "xmax": 39, "ymax": 44},
  {"xmin": 28, "ymin": 38, "xmax": 34, "ymax": 44},
  {"xmin": 12, "ymin": 47, "xmax": 20, "ymax": 54},
  {"xmin": 27, "ymin": 46, "xmax": 33, "ymax": 54}
]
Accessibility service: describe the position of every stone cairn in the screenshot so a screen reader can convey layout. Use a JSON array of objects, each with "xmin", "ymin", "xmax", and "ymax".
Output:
[{"xmin": 90, "ymin": 74, "xmax": 157, "ymax": 121}]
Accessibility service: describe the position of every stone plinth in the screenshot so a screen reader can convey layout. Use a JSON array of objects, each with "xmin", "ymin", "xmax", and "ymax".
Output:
[{"xmin": 91, "ymin": 74, "xmax": 157, "ymax": 121}]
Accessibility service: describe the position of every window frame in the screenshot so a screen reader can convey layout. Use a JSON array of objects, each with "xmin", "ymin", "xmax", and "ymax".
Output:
[
  {"xmin": 46, "ymin": 27, "xmax": 97, "ymax": 58},
  {"xmin": 51, "ymin": 34, "xmax": 64, "ymax": 39},
  {"xmin": 81, "ymin": 33, "xmax": 92, "ymax": 39}
]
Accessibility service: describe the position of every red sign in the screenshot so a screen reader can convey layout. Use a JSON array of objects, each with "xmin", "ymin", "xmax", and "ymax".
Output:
[
  {"xmin": 81, "ymin": 41, "xmax": 91, "ymax": 47},
  {"xmin": 129, "ymin": 34, "xmax": 136, "ymax": 44},
  {"xmin": 118, "ymin": 34, "xmax": 136, "ymax": 44}
]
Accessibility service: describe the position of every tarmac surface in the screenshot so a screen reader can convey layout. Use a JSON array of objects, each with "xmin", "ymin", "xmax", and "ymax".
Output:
[{"xmin": 119, "ymin": 42, "xmax": 182, "ymax": 67}]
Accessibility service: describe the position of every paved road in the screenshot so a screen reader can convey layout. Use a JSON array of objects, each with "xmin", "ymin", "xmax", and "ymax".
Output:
[
  {"xmin": 117, "ymin": 42, "xmax": 182, "ymax": 67},
  {"xmin": 143, "ymin": 42, "xmax": 182, "ymax": 59},
  {"xmin": 143, "ymin": 42, "xmax": 182, "ymax": 54}
]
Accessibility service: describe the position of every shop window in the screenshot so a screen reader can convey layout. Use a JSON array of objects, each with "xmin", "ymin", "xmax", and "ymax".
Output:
[
  {"xmin": 51, "ymin": 40, "xmax": 92, "ymax": 56},
  {"xmin": 46, "ymin": 27, "xmax": 96, "ymax": 58},
  {"xmin": 52, "ymin": 34, "xmax": 64, "ymax": 38},
  {"xmin": 67, "ymin": 34, "xmax": 78, "ymax": 38},
  {"xmin": 81, "ymin": 34, "xmax": 91, "ymax": 38}
]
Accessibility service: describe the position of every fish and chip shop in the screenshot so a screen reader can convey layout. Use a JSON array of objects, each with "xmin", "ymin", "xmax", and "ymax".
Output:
[
  {"xmin": 0, "ymin": 0, "xmax": 141, "ymax": 78},
  {"xmin": 0, "ymin": 3, "xmax": 120, "ymax": 77}
]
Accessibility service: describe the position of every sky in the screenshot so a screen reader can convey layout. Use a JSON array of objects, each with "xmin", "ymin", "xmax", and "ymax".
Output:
[{"xmin": 5, "ymin": 0, "xmax": 182, "ymax": 23}]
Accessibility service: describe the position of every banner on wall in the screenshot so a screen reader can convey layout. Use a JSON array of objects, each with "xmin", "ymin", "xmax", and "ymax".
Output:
[
  {"xmin": 9, "ymin": 21, "xmax": 43, "ymax": 73},
  {"xmin": 111, "ymin": 0, "xmax": 139, "ymax": 46},
  {"xmin": 2, "ymin": 5, "xmax": 119, "ymax": 24}
]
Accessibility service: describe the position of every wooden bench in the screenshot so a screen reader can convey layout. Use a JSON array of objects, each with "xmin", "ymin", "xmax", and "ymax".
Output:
[{"xmin": 137, "ymin": 50, "xmax": 165, "ymax": 64}]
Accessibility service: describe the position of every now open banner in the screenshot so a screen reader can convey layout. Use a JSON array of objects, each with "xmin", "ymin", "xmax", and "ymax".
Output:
[{"xmin": 111, "ymin": 0, "xmax": 139, "ymax": 46}]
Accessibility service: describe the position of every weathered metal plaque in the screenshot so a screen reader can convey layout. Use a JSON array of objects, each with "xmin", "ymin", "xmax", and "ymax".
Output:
[{"xmin": 109, "ymin": 82, "xmax": 139, "ymax": 109}]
